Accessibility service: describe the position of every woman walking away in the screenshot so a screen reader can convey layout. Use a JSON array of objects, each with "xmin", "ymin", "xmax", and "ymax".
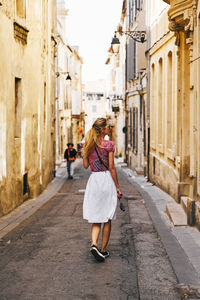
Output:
[{"xmin": 83, "ymin": 118, "xmax": 122, "ymax": 262}]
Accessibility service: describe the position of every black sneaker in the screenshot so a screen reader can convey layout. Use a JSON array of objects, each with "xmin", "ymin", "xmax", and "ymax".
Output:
[
  {"xmin": 90, "ymin": 245, "xmax": 105, "ymax": 262},
  {"xmin": 100, "ymin": 250, "xmax": 110, "ymax": 258}
]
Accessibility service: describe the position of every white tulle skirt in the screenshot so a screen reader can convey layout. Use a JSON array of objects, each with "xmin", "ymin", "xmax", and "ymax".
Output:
[{"xmin": 83, "ymin": 171, "xmax": 117, "ymax": 223}]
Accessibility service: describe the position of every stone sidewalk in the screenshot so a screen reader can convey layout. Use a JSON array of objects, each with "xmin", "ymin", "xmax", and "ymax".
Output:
[{"xmin": 121, "ymin": 166, "xmax": 200, "ymax": 298}]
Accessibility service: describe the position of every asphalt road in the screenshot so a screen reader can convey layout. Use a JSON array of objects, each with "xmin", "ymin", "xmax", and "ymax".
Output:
[{"xmin": 0, "ymin": 165, "xmax": 180, "ymax": 300}]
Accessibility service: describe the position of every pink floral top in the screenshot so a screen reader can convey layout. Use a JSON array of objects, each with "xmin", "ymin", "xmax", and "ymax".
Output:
[{"xmin": 88, "ymin": 140, "xmax": 115, "ymax": 172}]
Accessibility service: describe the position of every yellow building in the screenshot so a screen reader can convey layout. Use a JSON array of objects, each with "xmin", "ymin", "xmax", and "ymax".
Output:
[
  {"xmin": 162, "ymin": 0, "xmax": 200, "ymax": 227},
  {"xmin": 149, "ymin": 0, "xmax": 200, "ymax": 228},
  {"xmin": 0, "ymin": 0, "xmax": 56, "ymax": 216},
  {"xmin": 105, "ymin": 1, "xmax": 126, "ymax": 159},
  {"xmin": 125, "ymin": 0, "xmax": 147, "ymax": 174},
  {"xmin": 56, "ymin": 2, "xmax": 83, "ymax": 161},
  {"xmin": 70, "ymin": 47, "xmax": 84, "ymax": 151},
  {"xmin": 148, "ymin": 1, "xmax": 177, "ymax": 195}
]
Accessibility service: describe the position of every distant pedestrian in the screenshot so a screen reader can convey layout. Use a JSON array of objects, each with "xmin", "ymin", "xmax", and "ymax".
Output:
[
  {"xmin": 64, "ymin": 143, "xmax": 77, "ymax": 179},
  {"xmin": 83, "ymin": 118, "xmax": 122, "ymax": 262}
]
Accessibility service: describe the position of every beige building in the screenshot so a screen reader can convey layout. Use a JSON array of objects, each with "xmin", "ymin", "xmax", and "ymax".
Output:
[
  {"xmin": 70, "ymin": 47, "xmax": 84, "ymax": 151},
  {"xmin": 161, "ymin": 0, "xmax": 200, "ymax": 227},
  {"xmin": 149, "ymin": 0, "xmax": 200, "ymax": 228},
  {"xmin": 125, "ymin": 0, "xmax": 147, "ymax": 174},
  {"xmin": 105, "ymin": 1, "xmax": 126, "ymax": 158},
  {"xmin": 83, "ymin": 80, "xmax": 109, "ymax": 135},
  {"xmin": 56, "ymin": 1, "xmax": 83, "ymax": 161},
  {"xmin": 148, "ymin": 1, "xmax": 177, "ymax": 197},
  {"xmin": 0, "ymin": 0, "xmax": 56, "ymax": 216}
]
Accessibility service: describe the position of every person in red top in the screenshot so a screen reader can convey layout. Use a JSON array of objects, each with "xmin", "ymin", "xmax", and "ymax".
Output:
[
  {"xmin": 64, "ymin": 143, "xmax": 77, "ymax": 179},
  {"xmin": 83, "ymin": 118, "xmax": 122, "ymax": 262}
]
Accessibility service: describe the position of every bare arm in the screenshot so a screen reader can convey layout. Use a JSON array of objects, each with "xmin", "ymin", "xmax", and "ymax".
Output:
[
  {"xmin": 83, "ymin": 156, "xmax": 89, "ymax": 169},
  {"xmin": 108, "ymin": 152, "xmax": 122, "ymax": 196}
]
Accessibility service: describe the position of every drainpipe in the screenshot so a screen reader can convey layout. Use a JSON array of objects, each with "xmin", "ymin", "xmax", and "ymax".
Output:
[
  {"xmin": 146, "ymin": 6, "xmax": 151, "ymax": 181},
  {"xmin": 125, "ymin": 42, "xmax": 128, "ymax": 164},
  {"xmin": 55, "ymin": 1, "xmax": 60, "ymax": 165}
]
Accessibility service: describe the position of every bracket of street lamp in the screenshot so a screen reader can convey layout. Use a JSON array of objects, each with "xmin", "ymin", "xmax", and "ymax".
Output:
[{"xmin": 111, "ymin": 30, "xmax": 147, "ymax": 52}]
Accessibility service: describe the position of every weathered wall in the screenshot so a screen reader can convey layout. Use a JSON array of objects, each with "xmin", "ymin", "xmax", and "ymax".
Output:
[{"xmin": 0, "ymin": 0, "xmax": 56, "ymax": 216}]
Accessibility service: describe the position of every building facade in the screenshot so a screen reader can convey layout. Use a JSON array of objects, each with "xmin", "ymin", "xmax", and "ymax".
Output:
[
  {"xmin": 70, "ymin": 47, "xmax": 84, "ymax": 151},
  {"xmin": 56, "ymin": 1, "xmax": 83, "ymax": 161},
  {"xmin": 160, "ymin": 0, "xmax": 200, "ymax": 227},
  {"xmin": 124, "ymin": 0, "xmax": 148, "ymax": 174},
  {"xmin": 83, "ymin": 80, "xmax": 109, "ymax": 135},
  {"xmin": 0, "ymin": 0, "xmax": 56, "ymax": 216},
  {"xmin": 148, "ymin": 0, "xmax": 200, "ymax": 228},
  {"xmin": 147, "ymin": 1, "xmax": 178, "ymax": 199},
  {"xmin": 105, "ymin": 1, "xmax": 126, "ymax": 158}
]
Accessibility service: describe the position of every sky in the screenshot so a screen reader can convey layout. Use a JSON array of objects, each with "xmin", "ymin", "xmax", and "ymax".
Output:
[{"xmin": 66, "ymin": 0, "xmax": 124, "ymax": 83}]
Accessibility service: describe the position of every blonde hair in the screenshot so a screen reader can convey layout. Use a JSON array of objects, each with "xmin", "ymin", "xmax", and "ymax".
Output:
[{"xmin": 84, "ymin": 118, "xmax": 107, "ymax": 158}]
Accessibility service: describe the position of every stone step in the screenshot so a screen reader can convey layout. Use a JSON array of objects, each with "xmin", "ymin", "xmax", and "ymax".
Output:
[
  {"xmin": 180, "ymin": 196, "xmax": 188, "ymax": 214},
  {"xmin": 135, "ymin": 167, "xmax": 144, "ymax": 175},
  {"xmin": 166, "ymin": 202, "xmax": 187, "ymax": 226}
]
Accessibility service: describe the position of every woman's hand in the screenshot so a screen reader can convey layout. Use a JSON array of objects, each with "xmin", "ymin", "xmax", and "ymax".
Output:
[{"xmin": 117, "ymin": 187, "xmax": 123, "ymax": 199}]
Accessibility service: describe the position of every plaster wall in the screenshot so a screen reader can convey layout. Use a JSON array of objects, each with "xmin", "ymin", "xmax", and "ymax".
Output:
[
  {"xmin": 0, "ymin": 0, "xmax": 56, "ymax": 216},
  {"xmin": 149, "ymin": 2, "xmax": 181, "ymax": 200}
]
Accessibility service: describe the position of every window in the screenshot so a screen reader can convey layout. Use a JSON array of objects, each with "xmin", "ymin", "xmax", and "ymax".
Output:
[
  {"xmin": 16, "ymin": 0, "xmax": 26, "ymax": 18},
  {"xmin": 32, "ymin": 114, "xmax": 38, "ymax": 153},
  {"xmin": 158, "ymin": 58, "xmax": 163, "ymax": 145},
  {"xmin": 134, "ymin": 40, "xmax": 137, "ymax": 78},
  {"xmin": 151, "ymin": 63, "xmax": 156, "ymax": 147},
  {"xmin": 92, "ymin": 105, "xmax": 97, "ymax": 113},
  {"xmin": 44, "ymin": 82, "xmax": 47, "ymax": 126},
  {"xmin": 127, "ymin": 39, "xmax": 136, "ymax": 81},
  {"xmin": 167, "ymin": 52, "xmax": 173, "ymax": 149},
  {"xmin": 15, "ymin": 78, "xmax": 22, "ymax": 138},
  {"xmin": 133, "ymin": 107, "xmax": 138, "ymax": 153},
  {"xmin": 130, "ymin": 108, "xmax": 133, "ymax": 146}
]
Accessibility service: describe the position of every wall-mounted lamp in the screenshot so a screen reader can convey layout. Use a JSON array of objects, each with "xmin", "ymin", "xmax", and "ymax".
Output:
[
  {"xmin": 56, "ymin": 72, "xmax": 72, "ymax": 82},
  {"xmin": 111, "ymin": 30, "xmax": 147, "ymax": 52},
  {"xmin": 66, "ymin": 73, "xmax": 72, "ymax": 81},
  {"xmin": 111, "ymin": 33, "xmax": 120, "ymax": 54}
]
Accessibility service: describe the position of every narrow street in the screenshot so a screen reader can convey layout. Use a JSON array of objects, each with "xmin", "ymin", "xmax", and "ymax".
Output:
[{"xmin": 0, "ymin": 164, "xmax": 180, "ymax": 300}]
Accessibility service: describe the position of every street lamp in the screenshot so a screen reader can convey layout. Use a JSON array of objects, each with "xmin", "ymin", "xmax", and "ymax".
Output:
[
  {"xmin": 111, "ymin": 33, "xmax": 120, "ymax": 54},
  {"xmin": 56, "ymin": 71, "xmax": 72, "ymax": 82},
  {"xmin": 66, "ymin": 72, "xmax": 72, "ymax": 82},
  {"xmin": 111, "ymin": 30, "xmax": 146, "ymax": 52}
]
